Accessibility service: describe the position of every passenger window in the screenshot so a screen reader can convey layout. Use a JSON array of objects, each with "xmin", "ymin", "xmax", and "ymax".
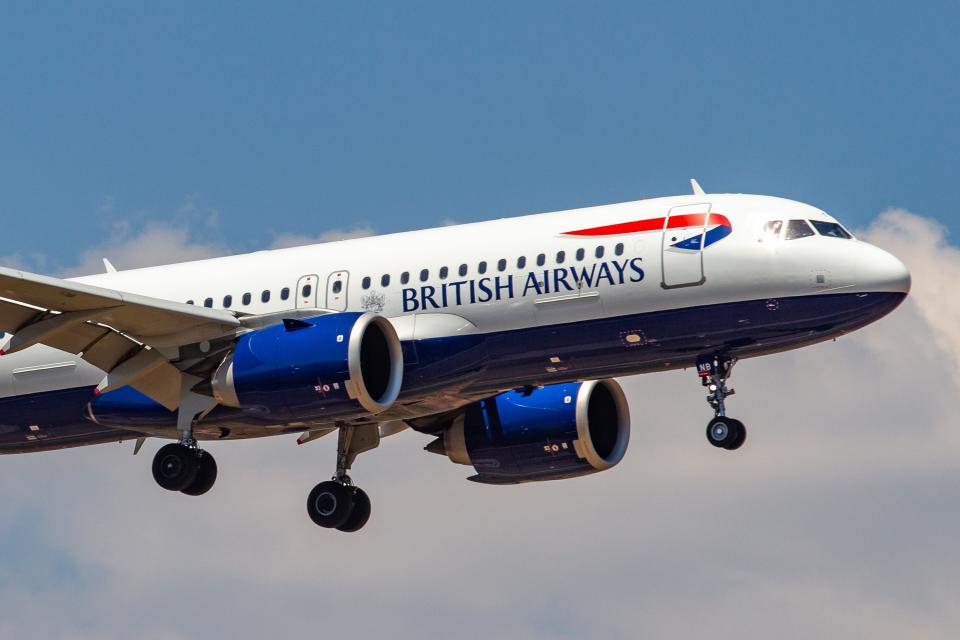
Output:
[
  {"xmin": 595, "ymin": 246, "xmax": 604, "ymax": 259},
  {"xmin": 204, "ymin": 298, "xmax": 213, "ymax": 308},
  {"xmin": 331, "ymin": 282, "xmax": 341, "ymax": 295},
  {"xmin": 576, "ymin": 248, "xmax": 585, "ymax": 261},
  {"xmin": 362, "ymin": 277, "xmax": 371, "ymax": 289},
  {"xmin": 517, "ymin": 256, "xmax": 526, "ymax": 269},
  {"xmin": 458, "ymin": 264, "xmax": 468, "ymax": 277},
  {"xmin": 784, "ymin": 219, "xmax": 815, "ymax": 240},
  {"xmin": 439, "ymin": 266, "xmax": 448, "ymax": 279},
  {"xmin": 478, "ymin": 261, "xmax": 487, "ymax": 274},
  {"xmin": 556, "ymin": 251, "xmax": 565, "ymax": 264},
  {"xmin": 401, "ymin": 272, "xmax": 410, "ymax": 285},
  {"xmin": 760, "ymin": 220, "xmax": 783, "ymax": 242},
  {"xmin": 261, "ymin": 290, "xmax": 271, "ymax": 303},
  {"xmin": 420, "ymin": 269, "xmax": 429, "ymax": 282},
  {"xmin": 381, "ymin": 274, "xmax": 390, "ymax": 287},
  {"xmin": 536, "ymin": 253, "xmax": 546, "ymax": 267},
  {"xmin": 242, "ymin": 293, "xmax": 251, "ymax": 306},
  {"xmin": 497, "ymin": 259, "xmax": 506, "ymax": 272},
  {"xmin": 186, "ymin": 300, "xmax": 194, "ymax": 305},
  {"xmin": 223, "ymin": 295, "xmax": 233, "ymax": 308},
  {"xmin": 302, "ymin": 284, "xmax": 312, "ymax": 298},
  {"xmin": 280, "ymin": 287, "xmax": 290, "ymax": 301},
  {"xmin": 615, "ymin": 243, "xmax": 624, "ymax": 256},
  {"xmin": 809, "ymin": 220, "xmax": 852, "ymax": 239}
]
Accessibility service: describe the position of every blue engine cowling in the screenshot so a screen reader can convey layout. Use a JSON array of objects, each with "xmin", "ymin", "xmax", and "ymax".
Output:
[
  {"xmin": 209, "ymin": 312, "xmax": 403, "ymax": 421},
  {"xmin": 430, "ymin": 379, "xmax": 630, "ymax": 484}
]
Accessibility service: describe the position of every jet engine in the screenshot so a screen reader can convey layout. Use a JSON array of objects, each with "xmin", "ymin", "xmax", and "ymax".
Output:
[
  {"xmin": 426, "ymin": 379, "xmax": 630, "ymax": 484},
  {"xmin": 89, "ymin": 312, "xmax": 403, "ymax": 430},
  {"xmin": 211, "ymin": 312, "xmax": 404, "ymax": 421}
]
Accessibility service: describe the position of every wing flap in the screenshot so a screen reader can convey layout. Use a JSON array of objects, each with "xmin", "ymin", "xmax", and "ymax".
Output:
[
  {"xmin": 81, "ymin": 331, "xmax": 140, "ymax": 372},
  {"xmin": 0, "ymin": 266, "xmax": 240, "ymax": 341},
  {"xmin": 0, "ymin": 298, "xmax": 44, "ymax": 336},
  {"xmin": 0, "ymin": 266, "xmax": 243, "ymax": 411},
  {"xmin": 41, "ymin": 322, "xmax": 113, "ymax": 355}
]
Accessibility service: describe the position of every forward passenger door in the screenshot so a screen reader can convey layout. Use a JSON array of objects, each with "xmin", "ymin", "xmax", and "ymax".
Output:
[{"xmin": 661, "ymin": 203, "xmax": 711, "ymax": 288}]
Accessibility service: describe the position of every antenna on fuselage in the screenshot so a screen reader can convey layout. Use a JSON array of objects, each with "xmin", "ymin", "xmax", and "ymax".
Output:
[{"xmin": 690, "ymin": 178, "xmax": 706, "ymax": 196}]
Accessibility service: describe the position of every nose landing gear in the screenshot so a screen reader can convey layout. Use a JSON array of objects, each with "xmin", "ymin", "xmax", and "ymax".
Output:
[{"xmin": 698, "ymin": 354, "xmax": 746, "ymax": 450}]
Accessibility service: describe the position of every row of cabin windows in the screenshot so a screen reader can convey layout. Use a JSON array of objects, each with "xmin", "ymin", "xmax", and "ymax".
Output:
[
  {"xmin": 186, "ymin": 286, "xmax": 298, "ymax": 309},
  {"xmin": 359, "ymin": 243, "xmax": 626, "ymax": 290}
]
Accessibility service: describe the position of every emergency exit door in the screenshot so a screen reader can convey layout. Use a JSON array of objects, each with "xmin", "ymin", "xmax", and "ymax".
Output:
[
  {"xmin": 296, "ymin": 274, "xmax": 319, "ymax": 308},
  {"xmin": 326, "ymin": 270, "xmax": 349, "ymax": 311},
  {"xmin": 661, "ymin": 203, "xmax": 711, "ymax": 288}
]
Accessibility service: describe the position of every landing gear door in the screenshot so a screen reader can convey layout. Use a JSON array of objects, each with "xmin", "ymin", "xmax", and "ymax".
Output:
[
  {"xmin": 661, "ymin": 203, "xmax": 711, "ymax": 288},
  {"xmin": 296, "ymin": 274, "xmax": 319, "ymax": 309},
  {"xmin": 325, "ymin": 270, "xmax": 349, "ymax": 311}
]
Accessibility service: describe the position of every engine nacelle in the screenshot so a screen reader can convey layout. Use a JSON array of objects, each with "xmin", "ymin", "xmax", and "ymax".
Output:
[
  {"xmin": 211, "ymin": 312, "xmax": 403, "ymax": 421},
  {"xmin": 428, "ymin": 379, "xmax": 630, "ymax": 484}
]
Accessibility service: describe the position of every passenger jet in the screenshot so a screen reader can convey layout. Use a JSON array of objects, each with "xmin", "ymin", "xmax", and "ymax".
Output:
[{"xmin": 0, "ymin": 182, "xmax": 910, "ymax": 532}]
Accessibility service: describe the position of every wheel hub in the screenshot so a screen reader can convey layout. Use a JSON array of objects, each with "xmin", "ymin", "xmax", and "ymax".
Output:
[
  {"xmin": 711, "ymin": 422, "xmax": 729, "ymax": 440},
  {"xmin": 315, "ymin": 492, "xmax": 337, "ymax": 517},
  {"xmin": 160, "ymin": 455, "xmax": 184, "ymax": 478}
]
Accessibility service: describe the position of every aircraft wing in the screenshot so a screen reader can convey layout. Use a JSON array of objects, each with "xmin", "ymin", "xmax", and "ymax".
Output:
[{"xmin": 0, "ymin": 266, "xmax": 241, "ymax": 410}]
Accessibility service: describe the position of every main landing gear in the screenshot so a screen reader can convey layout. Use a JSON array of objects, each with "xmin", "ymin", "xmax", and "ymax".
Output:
[
  {"xmin": 698, "ymin": 354, "xmax": 746, "ymax": 451},
  {"xmin": 306, "ymin": 424, "xmax": 378, "ymax": 533},
  {"xmin": 152, "ymin": 441, "xmax": 218, "ymax": 495},
  {"xmin": 151, "ymin": 375, "xmax": 219, "ymax": 496}
]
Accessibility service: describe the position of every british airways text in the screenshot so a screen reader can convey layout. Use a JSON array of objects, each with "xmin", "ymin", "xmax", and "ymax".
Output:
[{"xmin": 402, "ymin": 257, "xmax": 645, "ymax": 312}]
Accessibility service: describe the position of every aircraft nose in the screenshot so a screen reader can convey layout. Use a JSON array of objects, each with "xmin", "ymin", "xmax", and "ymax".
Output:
[{"xmin": 858, "ymin": 243, "xmax": 911, "ymax": 294}]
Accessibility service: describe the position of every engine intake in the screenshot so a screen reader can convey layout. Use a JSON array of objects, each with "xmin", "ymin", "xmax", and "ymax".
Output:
[
  {"xmin": 212, "ymin": 312, "xmax": 403, "ymax": 420},
  {"xmin": 428, "ymin": 379, "xmax": 630, "ymax": 484}
]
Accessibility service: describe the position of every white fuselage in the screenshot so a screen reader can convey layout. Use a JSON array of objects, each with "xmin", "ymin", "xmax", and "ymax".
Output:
[{"xmin": 0, "ymin": 193, "xmax": 910, "ymax": 448}]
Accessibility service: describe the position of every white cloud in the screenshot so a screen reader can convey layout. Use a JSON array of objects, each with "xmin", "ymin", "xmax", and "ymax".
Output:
[
  {"xmin": 860, "ymin": 209, "xmax": 960, "ymax": 385},
  {"xmin": 0, "ymin": 209, "xmax": 958, "ymax": 639},
  {"xmin": 61, "ymin": 222, "xmax": 229, "ymax": 277},
  {"xmin": 267, "ymin": 226, "xmax": 376, "ymax": 249}
]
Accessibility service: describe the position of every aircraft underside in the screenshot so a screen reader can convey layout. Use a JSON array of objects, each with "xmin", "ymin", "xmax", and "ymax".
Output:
[{"xmin": 0, "ymin": 290, "xmax": 905, "ymax": 453}]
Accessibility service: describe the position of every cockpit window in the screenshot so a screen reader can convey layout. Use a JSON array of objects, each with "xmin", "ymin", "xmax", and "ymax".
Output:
[
  {"xmin": 760, "ymin": 220, "xmax": 783, "ymax": 242},
  {"xmin": 784, "ymin": 219, "xmax": 815, "ymax": 240},
  {"xmin": 809, "ymin": 220, "xmax": 852, "ymax": 239}
]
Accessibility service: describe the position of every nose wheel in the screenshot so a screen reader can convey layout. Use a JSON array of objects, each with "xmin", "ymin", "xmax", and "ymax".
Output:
[
  {"xmin": 698, "ymin": 354, "xmax": 746, "ymax": 451},
  {"xmin": 706, "ymin": 416, "xmax": 746, "ymax": 450}
]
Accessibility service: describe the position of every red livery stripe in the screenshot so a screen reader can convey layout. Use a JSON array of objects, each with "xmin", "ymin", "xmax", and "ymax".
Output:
[{"xmin": 562, "ymin": 212, "xmax": 730, "ymax": 237}]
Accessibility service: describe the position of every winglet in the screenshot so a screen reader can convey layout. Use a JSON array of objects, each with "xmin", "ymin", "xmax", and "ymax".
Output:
[
  {"xmin": 102, "ymin": 258, "xmax": 117, "ymax": 273},
  {"xmin": 690, "ymin": 179, "xmax": 706, "ymax": 196}
]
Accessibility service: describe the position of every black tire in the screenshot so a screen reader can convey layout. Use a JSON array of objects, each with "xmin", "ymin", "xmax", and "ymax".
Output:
[
  {"xmin": 337, "ymin": 488, "xmax": 371, "ymax": 533},
  {"xmin": 181, "ymin": 450, "xmax": 218, "ymax": 496},
  {"xmin": 152, "ymin": 443, "xmax": 200, "ymax": 491},
  {"xmin": 307, "ymin": 481, "xmax": 355, "ymax": 528},
  {"xmin": 725, "ymin": 419, "xmax": 747, "ymax": 450},
  {"xmin": 706, "ymin": 417, "xmax": 743, "ymax": 450}
]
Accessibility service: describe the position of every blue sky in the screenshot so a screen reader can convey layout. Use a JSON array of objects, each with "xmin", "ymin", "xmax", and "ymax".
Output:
[
  {"xmin": 1, "ymin": 1, "xmax": 957, "ymax": 272},
  {"xmin": 2, "ymin": 4, "xmax": 960, "ymax": 639}
]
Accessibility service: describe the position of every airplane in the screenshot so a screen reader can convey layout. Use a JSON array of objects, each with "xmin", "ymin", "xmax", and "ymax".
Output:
[{"xmin": 0, "ymin": 181, "xmax": 910, "ymax": 532}]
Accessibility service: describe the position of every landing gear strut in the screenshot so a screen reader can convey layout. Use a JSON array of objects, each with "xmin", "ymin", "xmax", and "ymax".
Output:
[
  {"xmin": 151, "ymin": 376, "xmax": 219, "ymax": 495},
  {"xmin": 698, "ymin": 354, "xmax": 746, "ymax": 450},
  {"xmin": 306, "ymin": 424, "xmax": 377, "ymax": 532}
]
